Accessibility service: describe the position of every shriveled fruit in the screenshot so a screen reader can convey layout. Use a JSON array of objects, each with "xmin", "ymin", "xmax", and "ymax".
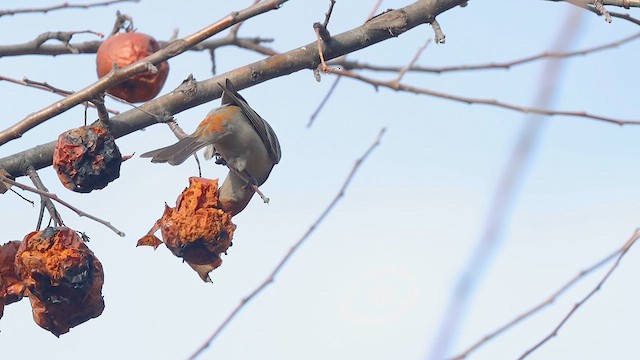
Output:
[
  {"xmin": 14, "ymin": 227, "xmax": 104, "ymax": 337},
  {"xmin": 53, "ymin": 125, "xmax": 122, "ymax": 193},
  {"xmin": 138, "ymin": 177, "xmax": 236, "ymax": 282},
  {"xmin": 96, "ymin": 32, "xmax": 169, "ymax": 102},
  {"xmin": 0, "ymin": 241, "xmax": 24, "ymax": 320}
]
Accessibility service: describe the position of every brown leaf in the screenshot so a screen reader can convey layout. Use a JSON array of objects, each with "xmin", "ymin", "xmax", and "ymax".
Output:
[{"xmin": 136, "ymin": 234, "xmax": 163, "ymax": 249}]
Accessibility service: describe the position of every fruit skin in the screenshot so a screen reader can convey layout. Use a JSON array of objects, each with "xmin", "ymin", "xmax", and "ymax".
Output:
[
  {"xmin": 53, "ymin": 126, "xmax": 122, "ymax": 193},
  {"xmin": 96, "ymin": 32, "xmax": 169, "ymax": 102},
  {"xmin": 14, "ymin": 227, "xmax": 105, "ymax": 337}
]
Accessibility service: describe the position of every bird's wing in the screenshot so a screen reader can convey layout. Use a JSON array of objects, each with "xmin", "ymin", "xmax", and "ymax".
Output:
[{"xmin": 218, "ymin": 78, "xmax": 282, "ymax": 164}]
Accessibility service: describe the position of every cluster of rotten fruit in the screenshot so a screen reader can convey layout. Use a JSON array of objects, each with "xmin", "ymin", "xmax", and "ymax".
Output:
[
  {"xmin": 1, "ymin": 228, "xmax": 104, "ymax": 337},
  {"xmin": 2, "ymin": 29, "xmax": 238, "ymax": 335}
]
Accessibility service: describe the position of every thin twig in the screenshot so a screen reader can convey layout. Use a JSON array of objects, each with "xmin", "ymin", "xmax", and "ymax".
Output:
[
  {"xmin": 7, "ymin": 30, "xmax": 107, "ymax": 55},
  {"xmin": 427, "ymin": 11, "xmax": 585, "ymax": 360},
  {"xmin": 548, "ymin": 0, "xmax": 640, "ymax": 9},
  {"xmin": 559, "ymin": 0, "xmax": 640, "ymax": 24},
  {"xmin": 26, "ymin": 166, "xmax": 64, "ymax": 229},
  {"xmin": 0, "ymin": 0, "xmax": 139, "ymax": 17},
  {"xmin": 307, "ymin": 0, "xmax": 384, "ymax": 127},
  {"xmin": 323, "ymin": 0, "xmax": 337, "ymax": 28},
  {"xmin": 333, "ymin": 31, "xmax": 640, "ymax": 73},
  {"xmin": 8, "ymin": 188, "xmax": 34, "ymax": 205},
  {"xmin": 0, "ymin": 34, "xmax": 277, "ymax": 58},
  {"xmin": 450, "ymin": 247, "xmax": 621, "ymax": 359},
  {"xmin": 519, "ymin": 229, "xmax": 640, "ymax": 359},
  {"xmin": 430, "ymin": 19, "xmax": 446, "ymax": 44},
  {"xmin": 394, "ymin": 38, "xmax": 430, "ymax": 84},
  {"xmin": 0, "ymin": 0, "xmax": 291, "ymax": 146},
  {"xmin": 0, "ymin": 75, "xmax": 120, "ymax": 115},
  {"xmin": 315, "ymin": 26, "xmax": 332, "ymax": 73},
  {"xmin": 187, "ymin": 128, "xmax": 387, "ymax": 360},
  {"xmin": 0, "ymin": 175, "xmax": 125, "ymax": 237},
  {"xmin": 594, "ymin": 0, "xmax": 614, "ymax": 21},
  {"xmin": 307, "ymin": 76, "xmax": 342, "ymax": 127},
  {"xmin": 91, "ymin": 95, "xmax": 111, "ymax": 128},
  {"xmin": 327, "ymin": 68, "xmax": 639, "ymax": 125},
  {"xmin": 110, "ymin": 11, "xmax": 134, "ymax": 36}
]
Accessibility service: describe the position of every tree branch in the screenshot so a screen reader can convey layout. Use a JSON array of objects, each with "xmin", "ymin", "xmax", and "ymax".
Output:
[
  {"xmin": 450, "ymin": 247, "xmax": 622, "ymax": 359},
  {"xmin": 26, "ymin": 166, "xmax": 64, "ymax": 229},
  {"xmin": 427, "ymin": 11, "xmax": 585, "ymax": 358},
  {"xmin": 546, "ymin": 0, "xmax": 640, "ymax": 8},
  {"xmin": 0, "ymin": 175, "xmax": 125, "ymax": 237},
  {"xmin": 0, "ymin": 0, "xmax": 466, "ymax": 179},
  {"xmin": 519, "ymin": 228, "xmax": 640, "ymax": 359},
  {"xmin": 0, "ymin": 0, "xmax": 292, "ymax": 146},
  {"xmin": 551, "ymin": 0, "xmax": 640, "ymax": 24},
  {"xmin": 322, "ymin": 68, "xmax": 640, "ymax": 125},
  {"xmin": 0, "ymin": 0, "xmax": 139, "ymax": 17},
  {"xmin": 0, "ymin": 75, "xmax": 120, "ymax": 115},
  {"xmin": 332, "ymin": 31, "xmax": 640, "ymax": 73},
  {"xmin": 0, "ymin": 34, "xmax": 276, "ymax": 58}
]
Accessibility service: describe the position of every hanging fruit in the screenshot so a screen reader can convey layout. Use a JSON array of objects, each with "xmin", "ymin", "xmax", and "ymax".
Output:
[
  {"xmin": 96, "ymin": 31, "xmax": 169, "ymax": 102},
  {"xmin": 0, "ymin": 241, "xmax": 23, "ymax": 320},
  {"xmin": 14, "ymin": 227, "xmax": 105, "ymax": 337},
  {"xmin": 53, "ymin": 125, "xmax": 122, "ymax": 193},
  {"xmin": 138, "ymin": 177, "xmax": 236, "ymax": 282}
]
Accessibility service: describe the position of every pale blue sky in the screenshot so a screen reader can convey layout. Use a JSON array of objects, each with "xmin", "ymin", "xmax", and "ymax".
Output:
[{"xmin": 1, "ymin": 1, "xmax": 640, "ymax": 359}]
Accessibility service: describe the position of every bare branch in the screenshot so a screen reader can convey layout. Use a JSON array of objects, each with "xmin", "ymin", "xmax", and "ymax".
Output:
[
  {"xmin": 0, "ymin": 0, "xmax": 292, "ymax": 146},
  {"xmin": 594, "ymin": 0, "xmax": 614, "ymax": 21},
  {"xmin": 519, "ymin": 229, "xmax": 640, "ymax": 359},
  {"xmin": 430, "ymin": 18, "xmax": 446, "ymax": 43},
  {"xmin": 546, "ymin": 0, "xmax": 640, "ymax": 9},
  {"xmin": 451, "ymin": 248, "xmax": 622, "ymax": 359},
  {"xmin": 427, "ymin": 11, "xmax": 585, "ymax": 359},
  {"xmin": 307, "ymin": 0, "xmax": 387, "ymax": 127},
  {"xmin": 593, "ymin": 5, "xmax": 640, "ymax": 23},
  {"xmin": 90, "ymin": 95, "xmax": 111, "ymax": 129},
  {"xmin": 0, "ymin": 175, "xmax": 125, "ymax": 237},
  {"xmin": 0, "ymin": 0, "xmax": 139, "ymax": 17},
  {"xmin": 307, "ymin": 76, "xmax": 342, "ymax": 127},
  {"xmin": 323, "ymin": 0, "xmax": 337, "ymax": 28},
  {"xmin": 0, "ymin": 30, "xmax": 104, "ymax": 57},
  {"xmin": 0, "ymin": 0, "xmax": 469, "ymax": 179},
  {"xmin": 26, "ymin": 166, "xmax": 64, "ymax": 229},
  {"xmin": 333, "ymin": 31, "xmax": 640, "ymax": 73},
  {"xmin": 0, "ymin": 75, "xmax": 120, "ymax": 115},
  {"xmin": 0, "ymin": 35, "xmax": 276, "ymax": 58},
  {"xmin": 555, "ymin": 0, "xmax": 640, "ymax": 24},
  {"xmin": 327, "ymin": 68, "xmax": 640, "ymax": 125},
  {"xmin": 187, "ymin": 128, "xmax": 386, "ymax": 360},
  {"xmin": 394, "ymin": 38, "xmax": 430, "ymax": 84}
]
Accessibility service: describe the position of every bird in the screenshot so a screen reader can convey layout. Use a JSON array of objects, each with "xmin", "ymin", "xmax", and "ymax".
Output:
[{"xmin": 141, "ymin": 78, "xmax": 281, "ymax": 215}]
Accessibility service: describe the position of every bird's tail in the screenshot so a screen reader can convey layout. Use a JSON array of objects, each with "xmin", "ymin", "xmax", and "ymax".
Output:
[{"xmin": 140, "ymin": 136, "xmax": 207, "ymax": 165}]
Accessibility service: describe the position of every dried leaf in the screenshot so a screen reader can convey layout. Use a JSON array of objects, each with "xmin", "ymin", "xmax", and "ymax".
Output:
[{"xmin": 136, "ymin": 234, "xmax": 163, "ymax": 249}]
